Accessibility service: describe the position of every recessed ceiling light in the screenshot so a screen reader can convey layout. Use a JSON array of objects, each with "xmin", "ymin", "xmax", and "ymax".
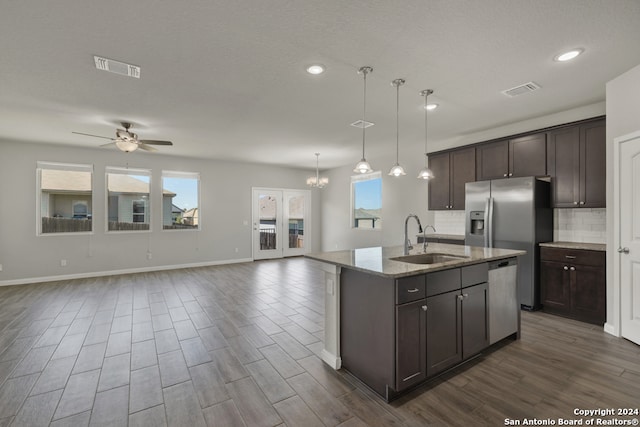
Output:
[
  {"xmin": 425, "ymin": 103, "xmax": 439, "ymax": 111},
  {"xmin": 554, "ymin": 48, "xmax": 584, "ymax": 62},
  {"xmin": 306, "ymin": 64, "xmax": 325, "ymax": 75}
]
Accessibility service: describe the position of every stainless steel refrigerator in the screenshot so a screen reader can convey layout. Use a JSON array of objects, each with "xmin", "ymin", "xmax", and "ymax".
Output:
[{"xmin": 465, "ymin": 176, "xmax": 553, "ymax": 310}]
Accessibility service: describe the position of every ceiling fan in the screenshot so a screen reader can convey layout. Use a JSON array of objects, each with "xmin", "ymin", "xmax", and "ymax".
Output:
[{"xmin": 72, "ymin": 122, "xmax": 173, "ymax": 153}]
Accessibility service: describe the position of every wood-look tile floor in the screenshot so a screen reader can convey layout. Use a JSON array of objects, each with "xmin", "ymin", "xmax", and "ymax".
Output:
[{"xmin": 0, "ymin": 258, "xmax": 638, "ymax": 426}]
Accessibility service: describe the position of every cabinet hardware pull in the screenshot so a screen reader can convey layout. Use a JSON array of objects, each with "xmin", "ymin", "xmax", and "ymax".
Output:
[
  {"xmin": 508, "ymin": 173, "xmax": 513, "ymax": 177},
  {"xmin": 565, "ymin": 255, "xmax": 576, "ymax": 259},
  {"xmin": 457, "ymin": 295, "xmax": 464, "ymax": 300},
  {"xmin": 618, "ymin": 247, "xmax": 630, "ymax": 254},
  {"xmin": 570, "ymin": 266, "xmax": 576, "ymax": 271},
  {"xmin": 579, "ymin": 201, "xmax": 585, "ymax": 205},
  {"xmin": 503, "ymin": 173, "xmax": 507, "ymax": 177},
  {"xmin": 421, "ymin": 305, "xmax": 427, "ymax": 311},
  {"xmin": 463, "ymin": 293, "xmax": 469, "ymax": 298},
  {"xmin": 407, "ymin": 288, "xmax": 419, "ymax": 293},
  {"xmin": 563, "ymin": 266, "xmax": 569, "ymax": 270},
  {"xmin": 573, "ymin": 201, "xmax": 578, "ymax": 205}
]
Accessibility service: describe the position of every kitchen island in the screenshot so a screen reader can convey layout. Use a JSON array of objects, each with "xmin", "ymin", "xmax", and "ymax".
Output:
[{"xmin": 306, "ymin": 243, "xmax": 525, "ymax": 401}]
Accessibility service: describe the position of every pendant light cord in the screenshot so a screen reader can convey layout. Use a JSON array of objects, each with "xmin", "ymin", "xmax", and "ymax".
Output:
[
  {"xmin": 396, "ymin": 82, "xmax": 400, "ymax": 163},
  {"xmin": 362, "ymin": 71, "xmax": 367, "ymax": 159}
]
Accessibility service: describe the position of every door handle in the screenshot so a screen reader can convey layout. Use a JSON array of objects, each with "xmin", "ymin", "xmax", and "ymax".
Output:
[{"xmin": 618, "ymin": 247, "xmax": 630, "ymax": 254}]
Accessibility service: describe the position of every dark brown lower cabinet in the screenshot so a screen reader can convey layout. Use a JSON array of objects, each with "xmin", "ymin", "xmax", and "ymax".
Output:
[
  {"xmin": 426, "ymin": 290, "xmax": 462, "ymax": 377},
  {"xmin": 540, "ymin": 247, "xmax": 605, "ymax": 324},
  {"xmin": 395, "ymin": 299, "xmax": 426, "ymax": 391},
  {"xmin": 461, "ymin": 282, "xmax": 489, "ymax": 359}
]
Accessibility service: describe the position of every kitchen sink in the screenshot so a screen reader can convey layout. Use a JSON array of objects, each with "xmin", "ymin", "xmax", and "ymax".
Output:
[{"xmin": 390, "ymin": 253, "xmax": 469, "ymax": 265}]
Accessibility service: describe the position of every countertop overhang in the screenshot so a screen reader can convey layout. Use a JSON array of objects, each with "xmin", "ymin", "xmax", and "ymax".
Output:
[{"xmin": 306, "ymin": 243, "xmax": 525, "ymax": 279}]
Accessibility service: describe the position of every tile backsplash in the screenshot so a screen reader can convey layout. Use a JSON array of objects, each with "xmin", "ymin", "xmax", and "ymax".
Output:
[
  {"xmin": 433, "ymin": 208, "xmax": 606, "ymax": 244},
  {"xmin": 554, "ymin": 208, "xmax": 606, "ymax": 244}
]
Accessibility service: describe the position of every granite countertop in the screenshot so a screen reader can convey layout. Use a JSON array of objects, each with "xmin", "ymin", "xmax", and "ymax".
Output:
[
  {"xmin": 306, "ymin": 243, "xmax": 525, "ymax": 279},
  {"xmin": 419, "ymin": 233, "xmax": 465, "ymax": 241},
  {"xmin": 539, "ymin": 241, "xmax": 606, "ymax": 252}
]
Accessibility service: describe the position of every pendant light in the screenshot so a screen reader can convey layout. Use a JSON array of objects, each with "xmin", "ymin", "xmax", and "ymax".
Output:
[
  {"xmin": 417, "ymin": 89, "xmax": 435, "ymax": 180},
  {"xmin": 306, "ymin": 153, "xmax": 329, "ymax": 188},
  {"xmin": 389, "ymin": 78, "xmax": 407, "ymax": 176},
  {"xmin": 353, "ymin": 66, "xmax": 373, "ymax": 174}
]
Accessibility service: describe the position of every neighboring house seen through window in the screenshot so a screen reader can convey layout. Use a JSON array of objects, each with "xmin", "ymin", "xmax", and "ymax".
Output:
[
  {"xmin": 37, "ymin": 161, "xmax": 93, "ymax": 234},
  {"xmin": 106, "ymin": 167, "xmax": 151, "ymax": 231},
  {"xmin": 161, "ymin": 171, "xmax": 200, "ymax": 230},
  {"xmin": 351, "ymin": 171, "xmax": 382, "ymax": 229}
]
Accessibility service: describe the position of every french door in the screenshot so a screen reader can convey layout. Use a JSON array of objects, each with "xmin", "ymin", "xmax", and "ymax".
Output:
[{"xmin": 252, "ymin": 188, "xmax": 310, "ymax": 260}]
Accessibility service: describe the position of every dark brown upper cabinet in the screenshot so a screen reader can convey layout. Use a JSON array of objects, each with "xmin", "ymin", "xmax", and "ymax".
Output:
[
  {"xmin": 547, "ymin": 119, "xmax": 605, "ymax": 208},
  {"xmin": 428, "ymin": 147, "xmax": 476, "ymax": 210},
  {"xmin": 476, "ymin": 133, "xmax": 547, "ymax": 181}
]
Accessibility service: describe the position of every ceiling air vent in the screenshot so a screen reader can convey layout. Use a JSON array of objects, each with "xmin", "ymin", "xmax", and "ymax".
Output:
[
  {"xmin": 350, "ymin": 120, "xmax": 374, "ymax": 128},
  {"xmin": 501, "ymin": 81, "xmax": 541, "ymax": 97},
  {"xmin": 94, "ymin": 55, "xmax": 141, "ymax": 79}
]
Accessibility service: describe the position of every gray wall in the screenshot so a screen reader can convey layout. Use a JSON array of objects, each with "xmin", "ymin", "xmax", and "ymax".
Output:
[
  {"xmin": 0, "ymin": 140, "xmax": 320, "ymax": 284},
  {"xmin": 605, "ymin": 62, "xmax": 640, "ymax": 334}
]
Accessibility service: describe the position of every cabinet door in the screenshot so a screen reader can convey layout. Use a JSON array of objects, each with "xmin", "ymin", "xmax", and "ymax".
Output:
[
  {"xmin": 428, "ymin": 152, "xmax": 451, "ymax": 210},
  {"xmin": 540, "ymin": 260, "xmax": 570, "ymax": 313},
  {"xmin": 450, "ymin": 147, "xmax": 476, "ymax": 210},
  {"xmin": 395, "ymin": 300, "xmax": 427, "ymax": 391},
  {"xmin": 476, "ymin": 140, "xmax": 509, "ymax": 180},
  {"xmin": 580, "ymin": 120, "xmax": 606, "ymax": 208},
  {"xmin": 548, "ymin": 126, "xmax": 580, "ymax": 207},
  {"xmin": 570, "ymin": 264, "xmax": 606, "ymax": 324},
  {"xmin": 426, "ymin": 291, "xmax": 462, "ymax": 377},
  {"xmin": 509, "ymin": 133, "xmax": 547, "ymax": 178},
  {"xmin": 461, "ymin": 283, "xmax": 489, "ymax": 359}
]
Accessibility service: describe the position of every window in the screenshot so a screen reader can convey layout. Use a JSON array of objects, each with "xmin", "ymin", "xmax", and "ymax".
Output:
[
  {"xmin": 161, "ymin": 171, "xmax": 200, "ymax": 230},
  {"xmin": 351, "ymin": 171, "xmax": 382, "ymax": 229},
  {"xmin": 106, "ymin": 167, "xmax": 151, "ymax": 231},
  {"xmin": 37, "ymin": 162, "xmax": 93, "ymax": 234}
]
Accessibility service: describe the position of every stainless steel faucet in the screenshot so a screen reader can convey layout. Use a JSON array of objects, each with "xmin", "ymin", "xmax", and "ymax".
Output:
[
  {"xmin": 404, "ymin": 214, "xmax": 423, "ymax": 255},
  {"xmin": 422, "ymin": 225, "xmax": 436, "ymax": 252}
]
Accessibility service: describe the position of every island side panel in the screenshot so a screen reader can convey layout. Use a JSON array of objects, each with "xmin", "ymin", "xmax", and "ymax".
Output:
[
  {"xmin": 340, "ymin": 268, "xmax": 395, "ymax": 397},
  {"xmin": 319, "ymin": 263, "xmax": 342, "ymax": 369}
]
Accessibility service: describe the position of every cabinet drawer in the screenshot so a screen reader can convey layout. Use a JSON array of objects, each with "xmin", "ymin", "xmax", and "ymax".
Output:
[
  {"xmin": 461, "ymin": 263, "xmax": 488, "ymax": 288},
  {"xmin": 396, "ymin": 275, "xmax": 426, "ymax": 304},
  {"xmin": 426, "ymin": 269, "xmax": 461, "ymax": 297},
  {"xmin": 540, "ymin": 247, "xmax": 605, "ymax": 266}
]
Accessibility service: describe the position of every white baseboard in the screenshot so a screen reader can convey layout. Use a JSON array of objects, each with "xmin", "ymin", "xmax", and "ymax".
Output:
[
  {"xmin": 0, "ymin": 258, "xmax": 254, "ymax": 287},
  {"xmin": 603, "ymin": 322, "xmax": 619, "ymax": 337},
  {"xmin": 320, "ymin": 349, "xmax": 342, "ymax": 370}
]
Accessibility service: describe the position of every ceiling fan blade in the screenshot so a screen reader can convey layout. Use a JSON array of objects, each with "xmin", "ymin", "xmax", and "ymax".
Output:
[
  {"xmin": 139, "ymin": 140, "xmax": 173, "ymax": 146},
  {"xmin": 138, "ymin": 143, "xmax": 158, "ymax": 152},
  {"xmin": 99, "ymin": 142, "xmax": 118, "ymax": 148},
  {"xmin": 72, "ymin": 131, "xmax": 114, "ymax": 140}
]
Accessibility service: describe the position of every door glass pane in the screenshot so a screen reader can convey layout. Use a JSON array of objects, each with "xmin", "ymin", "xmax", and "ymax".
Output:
[
  {"xmin": 259, "ymin": 194, "xmax": 277, "ymax": 250},
  {"xmin": 288, "ymin": 195, "xmax": 304, "ymax": 249}
]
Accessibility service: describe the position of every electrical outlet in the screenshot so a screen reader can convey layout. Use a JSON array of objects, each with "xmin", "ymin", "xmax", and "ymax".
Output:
[
  {"xmin": 60, "ymin": 259, "xmax": 67, "ymax": 267},
  {"xmin": 147, "ymin": 252, "xmax": 152, "ymax": 260}
]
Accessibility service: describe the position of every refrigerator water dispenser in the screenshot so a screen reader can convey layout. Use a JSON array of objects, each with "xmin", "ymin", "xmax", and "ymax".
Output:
[{"xmin": 469, "ymin": 211, "xmax": 485, "ymax": 235}]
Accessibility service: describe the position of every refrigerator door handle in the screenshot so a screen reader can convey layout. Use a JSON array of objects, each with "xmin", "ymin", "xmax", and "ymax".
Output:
[
  {"xmin": 487, "ymin": 197, "xmax": 494, "ymax": 248},
  {"xmin": 483, "ymin": 198, "xmax": 490, "ymax": 248}
]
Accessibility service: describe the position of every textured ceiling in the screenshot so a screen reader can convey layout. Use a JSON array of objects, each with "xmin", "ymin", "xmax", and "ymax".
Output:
[{"xmin": 1, "ymin": 0, "xmax": 640, "ymax": 169}]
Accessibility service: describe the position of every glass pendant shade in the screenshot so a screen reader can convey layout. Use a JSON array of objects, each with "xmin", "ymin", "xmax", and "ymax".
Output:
[
  {"xmin": 353, "ymin": 66, "xmax": 373, "ymax": 174},
  {"xmin": 353, "ymin": 159, "xmax": 373, "ymax": 174},
  {"xmin": 389, "ymin": 163, "xmax": 406, "ymax": 176},
  {"xmin": 417, "ymin": 166, "xmax": 435, "ymax": 180}
]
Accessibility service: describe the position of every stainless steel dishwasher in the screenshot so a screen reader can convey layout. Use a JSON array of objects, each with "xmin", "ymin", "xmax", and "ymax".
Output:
[{"xmin": 488, "ymin": 258, "xmax": 519, "ymax": 344}]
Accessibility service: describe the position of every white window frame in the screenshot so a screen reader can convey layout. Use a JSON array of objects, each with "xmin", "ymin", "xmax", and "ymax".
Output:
[
  {"xmin": 161, "ymin": 170, "xmax": 201, "ymax": 231},
  {"xmin": 36, "ymin": 161, "xmax": 94, "ymax": 236},
  {"xmin": 105, "ymin": 166, "xmax": 152, "ymax": 233},
  {"xmin": 350, "ymin": 171, "xmax": 382, "ymax": 230}
]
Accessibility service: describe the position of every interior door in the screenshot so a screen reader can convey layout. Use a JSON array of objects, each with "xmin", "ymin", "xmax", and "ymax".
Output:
[
  {"xmin": 620, "ymin": 133, "xmax": 640, "ymax": 345},
  {"xmin": 252, "ymin": 188, "xmax": 310, "ymax": 260}
]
